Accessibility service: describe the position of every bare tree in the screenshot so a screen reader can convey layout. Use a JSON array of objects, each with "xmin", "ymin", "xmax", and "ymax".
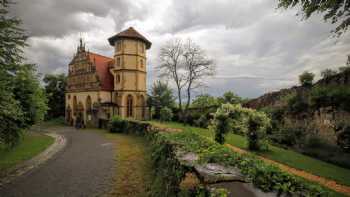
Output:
[
  {"xmin": 158, "ymin": 38, "xmax": 215, "ymax": 119},
  {"xmin": 158, "ymin": 39, "xmax": 187, "ymax": 112},
  {"xmin": 183, "ymin": 39, "xmax": 215, "ymax": 111}
]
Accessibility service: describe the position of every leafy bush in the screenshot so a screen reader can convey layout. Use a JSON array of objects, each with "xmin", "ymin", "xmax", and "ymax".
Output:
[
  {"xmin": 299, "ymin": 71, "xmax": 314, "ymax": 87},
  {"xmin": 108, "ymin": 116, "xmax": 127, "ymax": 133},
  {"xmin": 164, "ymin": 131, "xmax": 327, "ymax": 196},
  {"xmin": 270, "ymin": 125, "xmax": 306, "ymax": 147},
  {"xmin": 160, "ymin": 107, "xmax": 173, "ymax": 122},
  {"xmin": 337, "ymin": 125, "xmax": 350, "ymax": 152},
  {"xmin": 286, "ymin": 93, "xmax": 309, "ymax": 114},
  {"xmin": 310, "ymin": 85, "xmax": 350, "ymax": 112},
  {"xmin": 246, "ymin": 112, "xmax": 270, "ymax": 151},
  {"xmin": 211, "ymin": 104, "xmax": 271, "ymax": 150},
  {"xmin": 194, "ymin": 114, "xmax": 209, "ymax": 128}
]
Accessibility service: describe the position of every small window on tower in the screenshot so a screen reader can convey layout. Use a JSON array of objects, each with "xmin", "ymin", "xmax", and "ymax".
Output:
[
  {"xmin": 141, "ymin": 44, "xmax": 145, "ymax": 53},
  {"xmin": 117, "ymin": 75, "xmax": 121, "ymax": 83},
  {"xmin": 117, "ymin": 41, "xmax": 121, "ymax": 52},
  {"xmin": 117, "ymin": 57, "xmax": 121, "ymax": 67},
  {"xmin": 140, "ymin": 59, "xmax": 144, "ymax": 68}
]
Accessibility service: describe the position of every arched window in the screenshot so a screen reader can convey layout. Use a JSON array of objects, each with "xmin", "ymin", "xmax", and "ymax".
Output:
[
  {"xmin": 126, "ymin": 95, "xmax": 133, "ymax": 117},
  {"xmin": 73, "ymin": 96, "xmax": 77, "ymax": 114},
  {"xmin": 117, "ymin": 74, "xmax": 121, "ymax": 83},
  {"xmin": 86, "ymin": 96, "xmax": 92, "ymax": 114},
  {"xmin": 139, "ymin": 95, "xmax": 145, "ymax": 119}
]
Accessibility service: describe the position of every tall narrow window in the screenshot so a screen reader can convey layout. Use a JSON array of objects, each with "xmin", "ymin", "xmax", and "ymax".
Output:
[
  {"xmin": 116, "ymin": 74, "xmax": 121, "ymax": 83},
  {"xmin": 140, "ymin": 59, "xmax": 144, "ymax": 68},
  {"xmin": 117, "ymin": 41, "xmax": 121, "ymax": 52},
  {"xmin": 126, "ymin": 95, "xmax": 133, "ymax": 117},
  {"xmin": 117, "ymin": 57, "xmax": 121, "ymax": 67}
]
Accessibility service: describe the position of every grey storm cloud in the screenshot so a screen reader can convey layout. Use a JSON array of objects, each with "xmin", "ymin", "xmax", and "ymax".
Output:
[
  {"xmin": 12, "ymin": 0, "xmax": 146, "ymax": 37},
  {"xmin": 11, "ymin": 0, "xmax": 350, "ymax": 98}
]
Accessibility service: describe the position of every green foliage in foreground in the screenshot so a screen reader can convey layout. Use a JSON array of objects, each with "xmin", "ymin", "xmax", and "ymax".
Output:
[
  {"xmin": 0, "ymin": 132, "xmax": 54, "ymax": 171},
  {"xmin": 110, "ymin": 118, "xmax": 340, "ymax": 196},
  {"xmin": 163, "ymin": 131, "xmax": 328, "ymax": 196},
  {"xmin": 150, "ymin": 121, "xmax": 350, "ymax": 188}
]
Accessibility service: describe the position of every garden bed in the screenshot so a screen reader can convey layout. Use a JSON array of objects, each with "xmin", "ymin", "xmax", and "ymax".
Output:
[{"xmin": 108, "ymin": 119, "xmax": 339, "ymax": 196}]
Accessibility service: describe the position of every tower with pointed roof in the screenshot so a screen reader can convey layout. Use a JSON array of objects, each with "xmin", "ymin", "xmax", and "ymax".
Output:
[{"xmin": 108, "ymin": 27, "xmax": 151, "ymax": 119}]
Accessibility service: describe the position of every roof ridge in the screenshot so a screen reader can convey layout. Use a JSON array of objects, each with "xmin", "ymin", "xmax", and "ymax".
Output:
[{"xmin": 88, "ymin": 51, "xmax": 113, "ymax": 60}]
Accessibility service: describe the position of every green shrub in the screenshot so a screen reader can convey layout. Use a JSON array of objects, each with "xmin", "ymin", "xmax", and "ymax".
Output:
[
  {"xmin": 337, "ymin": 125, "xmax": 350, "ymax": 152},
  {"xmin": 310, "ymin": 85, "xmax": 350, "ymax": 112},
  {"xmin": 246, "ymin": 112, "xmax": 270, "ymax": 151},
  {"xmin": 108, "ymin": 116, "xmax": 127, "ymax": 133},
  {"xmin": 164, "ymin": 131, "xmax": 327, "ymax": 196},
  {"xmin": 211, "ymin": 104, "xmax": 270, "ymax": 150},
  {"xmin": 160, "ymin": 107, "xmax": 173, "ymax": 122},
  {"xmin": 194, "ymin": 114, "xmax": 209, "ymax": 128},
  {"xmin": 270, "ymin": 125, "xmax": 306, "ymax": 147}
]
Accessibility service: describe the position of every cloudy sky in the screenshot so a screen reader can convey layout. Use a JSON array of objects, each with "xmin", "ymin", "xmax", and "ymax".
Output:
[{"xmin": 12, "ymin": 0, "xmax": 350, "ymax": 98}]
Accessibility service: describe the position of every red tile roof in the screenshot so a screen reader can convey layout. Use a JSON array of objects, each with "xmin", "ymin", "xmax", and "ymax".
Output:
[
  {"xmin": 88, "ymin": 52, "xmax": 114, "ymax": 91},
  {"xmin": 108, "ymin": 27, "xmax": 152, "ymax": 49}
]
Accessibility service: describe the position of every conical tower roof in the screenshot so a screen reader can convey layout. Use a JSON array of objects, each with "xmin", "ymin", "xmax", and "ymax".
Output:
[{"xmin": 108, "ymin": 27, "xmax": 151, "ymax": 49}]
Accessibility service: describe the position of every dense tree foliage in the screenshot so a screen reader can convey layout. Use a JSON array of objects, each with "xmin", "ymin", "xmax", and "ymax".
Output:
[
  {"xmin": 13, "ymin": 64, "xmax": 48, "ymax": 126},
  {"xmin": 278, "ymin": 0, "xmax": 350, "ymax": 36},
  {"xmin": 43, "ymin": 74, "xmax": 66, "ymax": 119},
  {"xmin": 191, "ymin": 94, "xmax": 218, "ymax": 108},
  {"xmin": 299, "ymin": 71, "xmax": 314, "ymax": 87},
  {"xmin": 0, "ymin": 1, "xmax": 47, "ymax": 147},
  {"xmin": 218, "ymin": 91, "xmax": 243, "ymax": 105},
  {"xmin": 149, "ymin": 80, "xmax": 175, "ymax": 119}
]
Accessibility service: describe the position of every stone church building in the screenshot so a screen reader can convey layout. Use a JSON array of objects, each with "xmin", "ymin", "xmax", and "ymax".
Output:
[{"xmin": 65, "ymin": 27, "xmax": 151, "ymax": 127}]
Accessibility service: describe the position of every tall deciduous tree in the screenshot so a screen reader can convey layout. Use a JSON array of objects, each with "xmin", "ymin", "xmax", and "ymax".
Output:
[
  {"xmin": 0, "ymin": 0, "xmax": 27, "ymax": 147},
  {"xmin": 183, "ymin": 39, "xmax": 215, "ymax": 111},
  {"xmin": 0, "ymin": 1, "xmax": 47, "ymax": 147},
  {"xmin": 43, "ymin": 74, "xmax": 67, "ymax": 119},
  {"xmin": 158, "ymin": 39, "xmax": 186, "ymax": 113},
  {"xmin": 278, "ymin": 0, "xmax": 350, "ymax": 36},
  {"xmin": 13, "ymin": 64, "xmax": 48, "ymax": 126},
  {"xmin": 158, "ymin": 38, "xmax": 215, "ymax": 119}
]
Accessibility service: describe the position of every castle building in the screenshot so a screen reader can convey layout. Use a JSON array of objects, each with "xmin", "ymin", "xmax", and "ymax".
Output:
[{"xmin": 65, "ymin": 27, "xmax": 151, "ymax": 127}]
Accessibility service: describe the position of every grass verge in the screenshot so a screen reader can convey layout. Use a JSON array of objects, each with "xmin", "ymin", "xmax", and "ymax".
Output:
[
  {"xmin": 104, "ymin": 132, "xmax": 153, "ymax": 197},
  {"xmin": 148, "ymin": 121, "xmax": 350, "ymax": 188},
  {"xmin": 0, "ymin": 132, "xmax": 54, "ymax": 171}
]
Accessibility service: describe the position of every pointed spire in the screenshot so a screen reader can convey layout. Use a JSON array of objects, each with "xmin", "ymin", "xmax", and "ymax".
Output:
[{"xmin": 80, "ymin": 37, "xmax": 83, "ymax": 47}]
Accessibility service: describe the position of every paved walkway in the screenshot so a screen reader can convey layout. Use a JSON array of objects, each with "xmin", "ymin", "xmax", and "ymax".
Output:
[
  {"xmin": 0, "ymin": 127, "xmax": 115, "ymax": 197},
  {"xmin": 225, "ymin": 144, "xmax": 350, "ymax": 196}
]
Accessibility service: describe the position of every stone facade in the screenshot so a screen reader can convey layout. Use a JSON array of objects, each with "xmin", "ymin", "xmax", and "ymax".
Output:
[{"xmin": 65, "ymin": 27, "xmax": 151, "ymax": 127}]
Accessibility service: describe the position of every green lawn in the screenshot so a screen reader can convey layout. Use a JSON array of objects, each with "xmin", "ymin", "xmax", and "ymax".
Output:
[
  {"xmin": 0, "ymin": 132, "xmax": 54, "ymax": 171},
  {"xmin": 148, "ymin": 121, "xmax": 350, "ymax": 187}
]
